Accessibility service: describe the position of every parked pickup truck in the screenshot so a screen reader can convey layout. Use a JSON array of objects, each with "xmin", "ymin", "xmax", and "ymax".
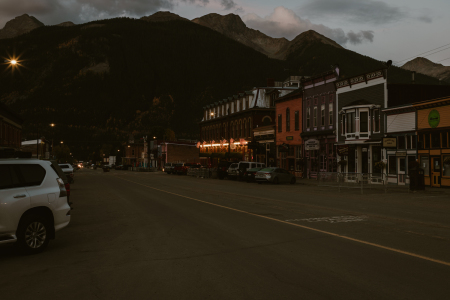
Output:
[{"xmin": 173, "ymin": 163, "xmax": 202, "ymax": 175}]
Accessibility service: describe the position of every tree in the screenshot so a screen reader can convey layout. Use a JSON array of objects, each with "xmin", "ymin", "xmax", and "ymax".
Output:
[{"xmin": 53, "ymin": 144, "xmax": 73, "ymax": 163}]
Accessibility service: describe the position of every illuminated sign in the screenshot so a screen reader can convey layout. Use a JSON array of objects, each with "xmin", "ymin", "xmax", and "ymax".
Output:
[
  {"xmin": 383, "ymin": 137, "xmax": 397, "ymax": 148},
  {"xmin": 428, "ymin": 109, "xmax": 440, "ymax": 128}
]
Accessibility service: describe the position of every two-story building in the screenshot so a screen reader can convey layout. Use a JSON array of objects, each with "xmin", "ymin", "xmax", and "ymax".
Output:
[
  {"xmin": 275, "ymin": 89, "xmax": 303, "ymax": 177},
  {"xmin": 413, "ymin": 96, "xmax": 450, "ymax": 188},
  {"xmin": 199, "ymin": 78, "xmax": 299, "ymax": 165},
  {"xmin": 301, "ymin": 66, "xmax": 340, "ymax": 178},
  {"xmin": 335, "ymin": 68, "xmax": 387, "ymax": 175}
]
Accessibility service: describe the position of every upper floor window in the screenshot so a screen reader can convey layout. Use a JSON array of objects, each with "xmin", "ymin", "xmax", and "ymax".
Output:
[
  {"xmin": 346, "ymin": 111, "xmax": 356, "ymax": 133},
  {"xmin": 329, "ymin": 95, "xmax": 334, "ymax": 102},
  {"xmin": 231, "ymin": 103, "xmax": 234, "ymax": 113},
  {"xmin": 373, "ymin": 109, "xmax": 380, "ymax": 133},
  {"xmin": 295, "ymin": 111, "xmax": 299, "ymax": 131},
  {"xmin": 313, "ymin": 107, "xmax": 318, "ymax": 127},
  {"xmin": 237, "ymin": 100, "xmax": 240, "ymax": 112},
  {"xmin": 278, "ymin": 114, "xmax": 282, "ymax": 132},
  {"xmin": 321, "ymin": 105, "xmax": 325, "ymax": 126},
  {"xmin": 286, "ymin": 108, "xmax": 290, "ymax": 131},
  {"xmin": 306, "ymin": 107, "xmax": 310, "ymax": 128},
  {"xmin": 329, "ymin": 103, "xmax": 333, "ymax": 126},
  {"xmin": 360, "ymin": 111, "xmax": 368, "ymax": 132}
]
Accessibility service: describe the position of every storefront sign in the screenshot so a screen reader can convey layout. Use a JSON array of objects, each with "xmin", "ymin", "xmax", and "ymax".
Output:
[
  {"xmin": 428, "ymin": 109, "xmax": 440, "ymax": 128},
  {"xmin": 286, "ymin": 136, "xmax": 293, "ymax": 140},
  {"xmin": 396, "ymin": 152, "xmax": 407, "ymax": 157},
  {"xmin": 383, "ymin": 137, "xmax": 397, "ymax": 148},
  {"xmin": 305, "ymin": 139, "xmax": 320, "ymax": 151},
  {"xmin": 337, "ymin": 145, "xmax": 349, "ymax": 156}
]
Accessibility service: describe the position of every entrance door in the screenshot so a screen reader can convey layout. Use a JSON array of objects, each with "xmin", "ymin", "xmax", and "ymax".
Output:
[
  {"xmin": 398, "ymin": 157, "xmax": 406, "ymax": 185},
  {"xmin": 320, "ymin": 155, "xmax": 327, "ymax": 172},
  {"xmin": 431, "ymin": 157, "xmax": 441, "ymax": 187},
  {"xmin": 362, "ymin": 149, "xmax": 368, "ymax": 174}
]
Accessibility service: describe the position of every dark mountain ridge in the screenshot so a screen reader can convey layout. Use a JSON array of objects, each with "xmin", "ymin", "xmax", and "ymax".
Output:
[{"xmin": 0, "ymin": 13, "xmax": 445, "ymax": 160}]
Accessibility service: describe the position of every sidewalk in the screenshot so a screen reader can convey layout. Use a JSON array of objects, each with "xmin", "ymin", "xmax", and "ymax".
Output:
[{"xmin": 295, "ymin": 177, "xmax": 450, "ymax": 195}]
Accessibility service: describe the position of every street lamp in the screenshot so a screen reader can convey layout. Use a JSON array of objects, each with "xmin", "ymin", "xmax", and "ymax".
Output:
[{"xmin": 60, "ymin": 141, "xmax": 63, "ymax": 144}]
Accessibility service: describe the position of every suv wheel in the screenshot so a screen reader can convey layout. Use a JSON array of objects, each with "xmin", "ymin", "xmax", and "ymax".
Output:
[
  {"xmin": 290, "ymin": 177, "xmax": 296, "ymax": 184},
  {"xmin": 16, "ymin": 214, "xmax": 51, "ymax": 254}
]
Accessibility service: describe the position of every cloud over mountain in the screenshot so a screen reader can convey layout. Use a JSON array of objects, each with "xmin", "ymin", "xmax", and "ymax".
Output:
[{"xmin": 242, "ymin": 6, "xmax": 374, "ymax": 45}]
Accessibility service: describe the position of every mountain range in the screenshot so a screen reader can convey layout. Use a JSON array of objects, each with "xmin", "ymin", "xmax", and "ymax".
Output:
[{"xmin": 0, "ymin": 12, "xmax": 446, "ymax": 160}]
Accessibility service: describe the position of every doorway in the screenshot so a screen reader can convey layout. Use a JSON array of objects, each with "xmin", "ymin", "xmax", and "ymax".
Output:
[
  {"xmin": 431, "ymin": 157, "xmax": 441, "ymax": 187},
  {"xmin": 397, "ymin": 157, "xmax": 406, "ymax": 185},
  {"xmin": 362, "ymin": 148, "xmax": 368, "ymax": 174}
]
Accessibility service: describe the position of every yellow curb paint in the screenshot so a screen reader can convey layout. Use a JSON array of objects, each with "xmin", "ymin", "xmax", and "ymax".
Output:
[{"xmin": 118, "ymin": 177, "xmax": 450, "ymax": 268}]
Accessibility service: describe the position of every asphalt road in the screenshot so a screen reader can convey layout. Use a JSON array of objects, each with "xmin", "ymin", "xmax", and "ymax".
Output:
[{"xmin": 1, "ymin": 168, "xmax": 450, "ymax": 299}]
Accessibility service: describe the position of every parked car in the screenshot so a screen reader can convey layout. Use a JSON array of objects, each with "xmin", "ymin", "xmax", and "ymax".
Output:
[
  {"xmin": 102, "ymin": 165, "xmax": 110, "ymax": 172},
  {"xmin": 58, "ymin": 163, "xmax": 74, "ymax": 184},
  {"xmin": 217, "ymin": 161, "xmax": 233, "ymax": 179},
  {"xmin": 0, "ymin": 158, "xmax": 71, "ymax": 254},
  {"xmin": 164, "ymin": 162, "xmax": 175, "ymax": 174},
  {"xmin": 243, "ymin": 167, "xmax": 264, "ymax": 182},
  {"xmin": 228, "ymin": 161, "xmax": 266, "ymax": 181},
  {"xmin": 173, "ymin": 163, "xmax": 202, "ymax": 175},
  {"xmin": 255, "ymin": 167, "xmax": 296, "ymax": 184}
]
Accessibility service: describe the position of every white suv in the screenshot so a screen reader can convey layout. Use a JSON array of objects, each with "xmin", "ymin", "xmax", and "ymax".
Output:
[
  {"xmin": 227, "ymin": 161, "xmax": 266, "ymax": 180},
  {"xmin": 0, "ymin": 159, "xmax": 71, "ymax": 254}
]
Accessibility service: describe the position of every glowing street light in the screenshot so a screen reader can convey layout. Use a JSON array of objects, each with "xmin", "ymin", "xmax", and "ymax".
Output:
[
  {"xmin": 60, "ymin": 141, "xmax": 64, "ymax": 144},
  {"xmin": 10, "ymin": 60, "xmax": 17, "ymax": 65},
  {"xmin": 50, "ymin": 123, "xmax": 55, "ymax": 127}
]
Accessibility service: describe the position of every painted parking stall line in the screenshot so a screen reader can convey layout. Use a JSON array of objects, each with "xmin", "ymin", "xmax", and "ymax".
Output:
[{"xmin": 116, "ymin": 176, "xmax": 450, "ymax": 268}]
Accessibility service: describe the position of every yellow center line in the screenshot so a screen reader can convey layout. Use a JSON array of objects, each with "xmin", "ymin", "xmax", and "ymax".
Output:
[{"xmin": 118, "ymin": 176, "xmax": 450, "ymax": 268}]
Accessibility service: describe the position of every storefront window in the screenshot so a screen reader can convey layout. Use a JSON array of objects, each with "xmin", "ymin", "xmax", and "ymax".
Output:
[
  {"xmin": 389, "ymin": 156, "xmax": 396, "ymax": 174},
  {"xmin": 348, "ymin": 150, "xmax": 355, "ymax": 173},
  {"xmin": 329, "ymin": 103, "xmax": 333, "ymax": 126},
  {"xmin": 295, "ymin": 111, "xmax": 299, "ymax": 131},
  {"xmin": 431, "ymin": 132, "xmax": 441, "ymax": 148},
  {"xmin": 407, "ymin": 156, "xmax": 416, "ymax": 174},
  {"xmin": 442, "ymin": 132, "xmax": 448, "ymax": 148},
  {"xmin": 398, "ymin": 136, "xmax": 406, "ymax": 149},
  {"xmin": 421, "ymin": 156, "xmax": 430, "ymax": 176},
  {"xmin": 443, "ymin": 155, "xmax": 450, "ymax": 176},
  {"xmin": 424, "ymin": 134, "xmax": 430, "ymax": 149}
]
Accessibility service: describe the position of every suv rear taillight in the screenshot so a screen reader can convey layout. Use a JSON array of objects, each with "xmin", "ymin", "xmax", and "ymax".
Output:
[{"xmin": 57, "ymin": 178, "xmax": 67, "ymax": 197}]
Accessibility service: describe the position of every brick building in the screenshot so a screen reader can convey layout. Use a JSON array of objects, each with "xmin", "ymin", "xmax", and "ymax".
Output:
[
  {"xmin": 199, "ymin": 78, "xmax": 300, "ymax": 165},
  {"xmin": 275, "ymin": 89, "xmax": 303, "ymax": 177},
  {"xmin": 301, "ymin": 66, "xmax": 340, "ymax": 178}
]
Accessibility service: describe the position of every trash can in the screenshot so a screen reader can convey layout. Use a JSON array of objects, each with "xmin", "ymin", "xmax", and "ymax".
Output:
[{"xmin": 409, "ymin": 168, "xmax": 425, "ymax": 191}]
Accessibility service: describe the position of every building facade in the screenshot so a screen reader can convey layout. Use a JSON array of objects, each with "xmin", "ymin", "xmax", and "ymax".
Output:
[
  {"xmin": 275, "ymin": 89, "xmax": 303, "ymax": 177},
  {"xmin": 413, "ymin": 96, "xmax": 450, "ymax": 188},
  {"xmin": 383, "ymin": 104, "xmax": 417, "ymax": 185},
  {"xmin": 199, "ymin": 80, "xmax": 298, "ymax": 165},
  {"xmin": 335, "ymin": 68, "xmax": 387, "ymax": 175},
  {"xmin": 301, "ymin": 67, "xmax": 339, "ymax": 178}
]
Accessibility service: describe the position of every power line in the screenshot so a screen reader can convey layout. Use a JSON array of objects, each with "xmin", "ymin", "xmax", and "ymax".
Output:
[
  {"xmin": 393, "ymin": 42, "xmax": 450, "ymax": 65},
  {"xmin": 436, "ymin": 57, "xmax": 450, "ymax": 63}
]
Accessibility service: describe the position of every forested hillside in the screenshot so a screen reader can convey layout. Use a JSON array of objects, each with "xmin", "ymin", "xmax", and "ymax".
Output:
[
  {"xmin": 0, "ymin": 17, "xmax": 288, "ymax": 159},
  {"xmin": 0, "ymin": 16, "xmax": 444, "ymax": 160}
]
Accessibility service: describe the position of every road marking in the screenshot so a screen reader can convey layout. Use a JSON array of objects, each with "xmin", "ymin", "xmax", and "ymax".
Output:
[
  {"xmin": 117, "ymin": 177, "xmax": 450, "ymax": 268},
  {"xmin": 286, "ymin": 215, "xmax": 368, "ymax": 223}
]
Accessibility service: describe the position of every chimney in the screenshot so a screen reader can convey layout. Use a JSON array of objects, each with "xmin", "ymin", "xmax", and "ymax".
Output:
[
  {"xmin": 266, "ymin": 78, "xmax": 275, "ymax": 87},
  {"xmin": 411, "ymin": 71, "xmax": 416, "ymax": 83}
]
